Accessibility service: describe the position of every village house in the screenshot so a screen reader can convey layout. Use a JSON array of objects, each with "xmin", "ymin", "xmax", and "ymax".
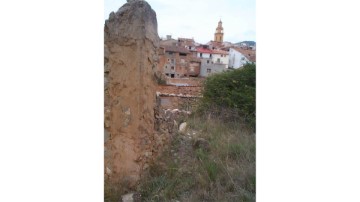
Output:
[
  {"xmin": 211, "ymin": 49, "xmax": 229, "ymax": 69},
  {"xmin": 199, "ymin": 58, "xmax": 226, "ymax": 77},
  {"xmin": 196, "ymin": 45, "xmax": 213, "ymax": 59},
  {"xmin": 158, "ymin": 45, "xmax": 191, "ymax": 78},
  {"xmin": 178, "ymin": 38, "xmax": 196, "ymax": 50},
  {"xmin": 196, "ymin": 45, "xmax": 227, "ymax": 77},
  {"xmin": 178, "ymin": 37, "xmax": 198, "ymax": 57},
  {"xmin": 228, "ymin": 47, "xmax": 256, "ymax": 69},
  {"xmin": 160, "ymin": 35, "xmax": 178, "ymax": 46}
]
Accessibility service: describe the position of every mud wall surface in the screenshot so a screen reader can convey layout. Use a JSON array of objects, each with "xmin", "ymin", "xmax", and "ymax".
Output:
[{"xmin": 104, "ymin": 0, "xmax": 160, "ymax": 187}]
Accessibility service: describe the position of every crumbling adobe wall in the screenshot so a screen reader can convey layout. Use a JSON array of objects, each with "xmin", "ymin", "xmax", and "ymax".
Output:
[
  {"xmin": 156, "ymin": 85, "xmax": 203, "ymax": 96},
  {"xmin": 104, "ymin": 0, "xmax": 160, "ymax": 187}
]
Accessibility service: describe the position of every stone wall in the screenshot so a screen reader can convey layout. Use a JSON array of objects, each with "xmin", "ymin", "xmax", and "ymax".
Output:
[
  {"xmin": 167, "ymin": 77, "xmax": 204, "ymax": 86},
  {"xmin": 159, "ymin": 96, "xmax": 199, "ymax": 111},
  {"xmin": 156, "ymin": 85, "xmax": 202, "ymax": 96}
]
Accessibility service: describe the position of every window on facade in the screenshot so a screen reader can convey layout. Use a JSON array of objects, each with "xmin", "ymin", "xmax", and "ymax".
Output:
[
  {"xmin": 200, "ymin": 53, "xmax": 203, "ymax": 57},
  {"xmin": 210, "ymin": 54, "xmax": 212, "ymax": 58},
  {"xmin": 166, "ymin": 73, "xmax": 169, "ymax": 76},
  {"xmin": 207, "ymin": 60, "xmax": 209, "ymax": 64},
  {"xmin": 171, "ymin": 66, "xmax": 174, "ymax": 70},
  {"xmin": 171, "ymin": 74, "xmax": 175, "ymax": 78},
  {"xmin": 179, "ymin": 53, "xmax": 187, "ymax": 56},
  {"xmin": 207, "ymin": 69, "xmax": 211, "ymax": 73},
  {"xmin": 217, "ymin": 58, "xmax": 220, "ymax": 63},
  {"xmin": 167, "ymin": 59, "xmax": 170, "ymax": 62}
]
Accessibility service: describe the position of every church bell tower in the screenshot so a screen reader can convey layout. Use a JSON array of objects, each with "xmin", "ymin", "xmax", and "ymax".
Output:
[{"xmin": 214, "ymin": 20, "xmax": 224, "ymax": 42}]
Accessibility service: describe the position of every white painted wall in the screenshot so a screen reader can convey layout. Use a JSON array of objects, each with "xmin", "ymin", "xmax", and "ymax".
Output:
[
  {"xmin": 228, "ymin": 48, "xmax": 250, "ymax": 69},
  {"xmin": 197, "ymin": 52, "xmax": 211, "ymax": 59},
  {"xmin": 212, "ymin": 53, "xmax": 229, "ymax": 69}
]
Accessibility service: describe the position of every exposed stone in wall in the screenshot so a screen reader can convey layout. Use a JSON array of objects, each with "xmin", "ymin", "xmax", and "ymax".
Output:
[
  {"xmin": 159, "ymin": 96, "xmax": 200, "ymax": 111},
  {"xmin": 156, "ymin": 85, "xmax": 203, "ymax": 96},
  {"xmin": 167, "ymin": 77, "xmax": 205, "ymax": 86},
  {"xmin": 104, "ymin": 0, "xmax": 159, "ymax": 188},
  {"xmin": 154, "ymin": 97, "xmax": 191, "ymax": 148}
]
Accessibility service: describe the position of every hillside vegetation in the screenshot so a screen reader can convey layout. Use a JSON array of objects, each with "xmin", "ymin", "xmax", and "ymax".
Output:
[
  {"xmin": 139, "ymin": 116, "xmax": 255, "ymax": 201},
  {"xmin": 199, "ymin": 63, "xmax": 256, "ymax": 130},
  {"xmin": 137, "ymin": 64, "xmax": 256, "ymax": 201}
]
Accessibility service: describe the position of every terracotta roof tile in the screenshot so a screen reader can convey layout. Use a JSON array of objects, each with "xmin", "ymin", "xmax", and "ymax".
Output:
[
  {"xmin": 196, "ymin": 47, "xmax": 213, "ymax": 54},
  {"xmin": 162, "ymin": 45, "xmax": 190, "ymax": 54},
  {"xmin": 212, "ymin": 49, "xmax": 229, "ymax": 55}
]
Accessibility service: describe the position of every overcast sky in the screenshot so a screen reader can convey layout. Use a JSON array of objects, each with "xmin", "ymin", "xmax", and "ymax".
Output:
[{"xmin": 104, "ymin": 0, "xmax": 255, "ymax": 44}]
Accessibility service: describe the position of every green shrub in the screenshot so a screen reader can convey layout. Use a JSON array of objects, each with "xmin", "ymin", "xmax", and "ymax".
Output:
[{"xmin": 199, "ymin": 63, "xmax": 256, "ymax": 129}]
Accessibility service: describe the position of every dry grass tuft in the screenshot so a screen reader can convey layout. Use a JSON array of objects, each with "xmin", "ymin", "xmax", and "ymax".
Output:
[{"xmin": 137, "ymin": 114, "xmax": 256, "ymax": 202}]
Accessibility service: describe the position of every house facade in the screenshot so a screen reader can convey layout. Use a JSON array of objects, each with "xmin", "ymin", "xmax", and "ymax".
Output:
[
  {"xmin": 199, "ymin": 58, "xmax": 226, "ymax": 77},
  {"xmin": 228, "ymin": 47, "xmax": 256, "ymax": 69},
  {"xmin": 194, "ymin": 45, "xmax": 229, "ymax": 76},
  {"xmin": 178, "ymin": 37, "xmax": 198, "ymax": 57},
  {"xmin": 212, "ymin": 49, "xmax": 229, "ymax": 69},
  {"xmin": 196, "ymin": 46, "xmax": 213, "ymax": 59},
  {"xmin": 158, "ymin": 45, "xmax": 191, "ymax": 78}
]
